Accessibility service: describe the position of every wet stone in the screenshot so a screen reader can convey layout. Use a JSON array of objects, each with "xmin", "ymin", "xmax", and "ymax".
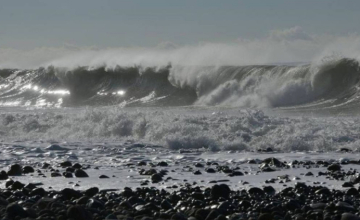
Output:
[
  {"xmin": 151, "ymin": 173, "xmax": 163, "ymax": 183},
  {"xmin": 60, "ymin": 161, "xmax": 72, "ymax": 167},
  {"xmin": 63, "ymin": 172, "xmax": 73, "ymax": 178},
  {"xmin": 51, "ymin": 172, "xmax": 62, "ymax": 177},
  {"xmin": 0, "ymin": 170, "xmax": 8, "ymax": 180},
  {"xmin": 74, "ymin": 169, "xmax": 89, "ymax": 178},
  {"xmin": 46, "ymin": 144, "xmax": 69, "ymax": 151},
  {"xmin": 7, "ymin": 164, "xmax": 22, "ymax": 176},
  {"xmin": 85, "ymin": 187, "xmax": 99, "ymax": 197},
  {"xmin": 328, "ymin": 164, "xmax": 341, "ymax": 172},
  {"xmin": 99, "ymin": 175, "xmax": 109, "ymax": 178},
  {"xmin": 22, "ymin": 166, "xmax": 35, "ymax": 174},
  {"xmin": 6, "ymin": 203, "xmax": 28, "ymax": 218}
]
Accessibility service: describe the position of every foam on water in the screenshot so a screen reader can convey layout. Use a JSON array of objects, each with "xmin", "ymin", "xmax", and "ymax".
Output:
[{"xmin": 1, "ymin": 107, "xmax": 359, "ymax": 152}]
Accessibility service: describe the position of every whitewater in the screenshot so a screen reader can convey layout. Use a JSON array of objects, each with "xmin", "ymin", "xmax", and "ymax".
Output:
[
  {"xmin": 1, "ymin": 49, "xmax": 360, "ymax": 152},
  {"xmin": 1, "ymin": 35, "xmax": 360, "ymax": 198}
]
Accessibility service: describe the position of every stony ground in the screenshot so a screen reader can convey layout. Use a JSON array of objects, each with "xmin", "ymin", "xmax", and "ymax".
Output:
[{"xmin": 1, "ymin": 143, "xmax": 360, "ymax": 219}]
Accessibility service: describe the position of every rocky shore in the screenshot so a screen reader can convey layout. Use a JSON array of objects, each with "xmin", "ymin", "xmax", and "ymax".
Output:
[{"xmin": 1, "ymin": 151, "xmax": 360, "ymax": 220}]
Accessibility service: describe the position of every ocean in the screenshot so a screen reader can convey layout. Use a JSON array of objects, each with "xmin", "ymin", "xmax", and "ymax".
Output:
[
  {"xmin": 1, "ymin": 50, "xmax": 360, "ymax": 220},
  {"xmin": 0, "ymin": 57, "xmax": 359, "ymax": 152}
]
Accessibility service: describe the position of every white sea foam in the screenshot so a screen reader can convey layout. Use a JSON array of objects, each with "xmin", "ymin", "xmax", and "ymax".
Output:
[{"xmin": 0, "ymin": 107, "xmax": 359, "ymax": 152}]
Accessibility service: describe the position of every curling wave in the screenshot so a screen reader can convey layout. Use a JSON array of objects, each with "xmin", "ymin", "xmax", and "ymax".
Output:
[{"xmin": 0, "ymin": 58, "xmax": 359, "ymax": 109}]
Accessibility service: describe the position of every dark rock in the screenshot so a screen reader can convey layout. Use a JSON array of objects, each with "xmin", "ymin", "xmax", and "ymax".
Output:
[
  {"xmin": 343, "ymin": 182, "xmax": 354, "ymax": 188},
  {"xmin": 211, "ymin": 184, "xmax": 231, "ymax": 199},
  {"xmin": 261, "ymin": 157, "xmax": 285, "ymax": 167},
  {"xmin": 230, "ymin": 171, "xmax": 244, "ymax": 176},
  {"xmin": 51, "ymin": 172, "xmax": 62, "ymax": 177},
  {"xmin": 7, "ymin": 164, "xmax": 22, "ymax": 176},
  {"xmin": 30, "ymin": 188, "xmax": 46, "ymax": 197},
  {"xmin": 248, "ymin": 187, "xmax": 265, "ymax": 196},
  {"xmin": 157, "ymin": 161, "xmax": 168, "ymax": 166},
  {"xmin": 327, "ymin": 164, "xmax": 341, "ymax": 172},
  {"xmin": 258, "ymin": 213, "xmax": 273, "ymax": 220},
  {"xmin": 193, "ymin": 170, "xmax": 202, "ymax": 175},
  {"xmin": 263, "ymin": 186, "xmax": 276, "ymax": 195},
  {"xmin": 310, "ymin": 202, "xmax": 327, "ymax": 210},
  {"xmin": 336, "ymin": 201, "xmax": 355, "ymax": 211},
  {"xmin": 86, "ymin": 198, "xmax": 104, "ymax": 209},
  {"xmin": 41, "ymin": 162, "xmax": 51, "ymax": 169},
  {"xmin": 0, "ymin": 170, "xmax": 8, "ymax": 180},
  {"xmin": 315, "ymin": 187, "xmax": 331, "ymax": 195},
  {"xmin": 61, "ymin": 188, "xmax": 82, "ymax": 200},
  {"xmin": 105, "ymin": 214, "xmax": 118, "ymax": 220},
  {"xmin": 76, "ymin": 196, "xmax": 90, "ymax": 205},
  {"xmin": 46, "ymin": 144, "xmax": 69, "ymax": 151},
  {"xmin": 206, "ymin": 210, "xmax": 220, "ymax": 220},
  {"xmin": 341, "ymin": 213, "xmax": 360, "ymax": 220},
  {"xmin": 85, "ymin": 187, "xmax": 99, "ymax": 197},
  {"xmin": 6, "ymin": 203, "xmax": 28, "ymax": 218},
  {"xmin": 194, "ymin": 163, "xmax": 204, "ymax": 168},
  {"xmin": 22, "ymin": 166, "xmax": 35, "ymax": 174},
  {"xmin": 160, "ymin": 199, "xmax": 173, "ymax": 210},
  {"xmin": 205, "ymin": 168, "xmax": 216, "ymax": 173},
  {"xmin": 74, "ymin": 169, "xmax": 89, "ymax": 177},
  {"xmin": 99, "ymin": 175, "xmax": 109, "ymax": 178},
  {"xmin": 305, "ymin": 172, "xmax": 314, "ymax": 176},
  {"xmin": 346, "ymin": 188, "xmax": 359, "ymax": 196},
  {"xmin": 5, "ymin": 179, "xmax": 14, "ymax": 188},
  {"xmin": 67, "ymin": 205, "xmax": 92, "ymax": 220},
  {"xmin": 137, "ymin": 161, "xmax": 147, "ymax": 166},
  {"xmin": 35, "ymin": 198, "xmax": 54, "ymax": 210},
  {"xmin": 60, "ymin": 161, "xmax": 72, "ymax": 167},
  {"xmin": 11, "ymin": 181, "xmax": 25, "ymax": 190},
  {"xmin": 151, "ymin": 173, "xmax": 163, "ymax": 183},
  {"xmin": 0, "ymin": 196, "xmax": 9, "ymax": 206},
  {"xmin": 72, "ymin": 163, "xmax": 83, "ymax": 169},
  {"xmin": 66, "ymin": 167, "xmax": 75, "ymax": 173},
  {"xmin": 63, "ymin": 172, "xmax": 73, "ymax": 178},
  {"xmin": 261, "ymin": 166, "xmax": 276, "ymax": 172},
  {"xmin": 171, "ymin": 212, "xmax": 187, "ymax": 220}
]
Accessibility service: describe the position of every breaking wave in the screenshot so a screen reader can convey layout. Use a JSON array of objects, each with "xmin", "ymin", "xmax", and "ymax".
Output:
[{"xmin": 0, "ymin": 57, "xmax": 359, "ymax": 109}]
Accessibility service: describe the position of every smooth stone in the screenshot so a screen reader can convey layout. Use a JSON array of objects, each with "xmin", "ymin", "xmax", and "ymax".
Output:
[
  {"xmin": 6, "ymin": 203, "xmax": 28, "ymax": 218},
  {"xmin": 61, "ymin": 188, "xmax": 82, "ymax": 200},
  {"xmin": 60, "ymin": 161, "xmax": 72, "ymax": 167},
  {"xmin": 86, "ymin": 198, "xmax": 104, "ymax": 209},
  {"xmin": 99, "ymin": 175, "xmax": 109, "ymax": 178},
  {"xmin": 63, "ymin": 172, "xmax": 73, "ymax": 178},
  {"xmin": 22, "ymin": 166, "xmax": 35, "ymax": 174},
  {"xmin": 75, "ymin": 169, "xmax": 89, "ymax": 178},
  {"xmin": 248, "ymin": 187, "xmax": 265, "ymax": 196},
  {"xmin": 327, "ymin": 164, "xmax": 341, "ymax": 172},
  {"xmin": 258, "ymin": 213, "xmax": 273, "ymax": 220},
  {"xmin": 7, "ymin": 164, "xmax": 22, "ymax": 176},
  {"xmin": 67, "ymin": 205, "xmax": 93, "ymax": 220},
  {"xmin": 211, "ymin": 184, "xmax": 231, "ymax": 199},
  {"xmin": 151, "ymin": 173, "xmax": 163, "ymax": 183},
  {"xmin": 51, "ymin": 172, "xmax": 62, "ymax": 177},
  {"xmin": 30, "ymin": 188, "xmax": 46, "ymax": 197},
  {"xmin": 85, "ymin": 187, "xmax": 99, "ymax": 197},
  {"xmin": 0, "ymin": 170, "xmax": 8, "ymax": 180},
  {"xmin": 46, "ymin": 144, "xmax": 69, "ymax": 151}
]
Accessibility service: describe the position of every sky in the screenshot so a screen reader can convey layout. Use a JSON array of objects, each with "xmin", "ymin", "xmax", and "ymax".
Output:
[
  {"xmin": 0, "ymin": 0, "xmax": 360, "ymax": 68},
  {"xmin": 0, "ymin": 0, "xmax": 359, "ymax": 49}
]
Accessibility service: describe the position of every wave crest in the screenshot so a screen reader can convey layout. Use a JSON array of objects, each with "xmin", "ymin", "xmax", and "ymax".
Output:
[{"xmin": 0, "ymin": 58, "xmax": 359, "ymax": 109}]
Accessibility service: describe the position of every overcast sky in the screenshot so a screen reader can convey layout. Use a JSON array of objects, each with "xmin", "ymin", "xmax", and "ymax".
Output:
[{"xmin": 0, "ymin": 0, "xmax": 359, "ymax": 49}]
